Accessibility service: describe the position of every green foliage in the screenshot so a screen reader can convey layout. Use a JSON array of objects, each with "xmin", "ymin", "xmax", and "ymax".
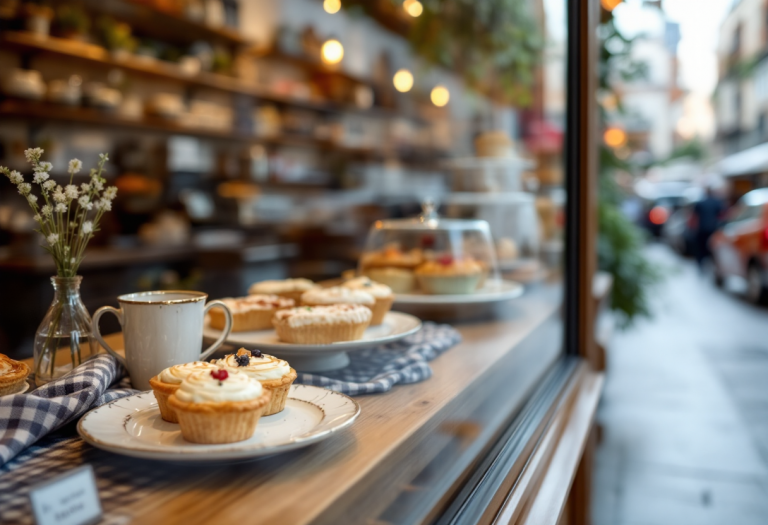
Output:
[
  {"xmin": 654, "ymin": 137, "xmax": 706, "ymax": 166},
  {"xmin": 54, "ymin": 4, "xmax": 90, "ymax": 35}
]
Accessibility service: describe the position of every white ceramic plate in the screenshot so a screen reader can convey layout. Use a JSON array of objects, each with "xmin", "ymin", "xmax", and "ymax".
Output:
[
  {"xmin": 77, "ymin": 385, "xmax": 360, "ymax": 462},
  {"xmin": 203, "ymin": 311, "xmax": 422, "ymax": 371},
  {"xmin": 393, "ymin": 280, "xmax": 524, "ymax": 305}
]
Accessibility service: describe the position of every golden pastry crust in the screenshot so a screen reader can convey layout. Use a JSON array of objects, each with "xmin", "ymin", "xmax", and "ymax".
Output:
[
  {"xmin": 0, "ymin": 354, "xmax": 30, "ymax": 396},
  {"xmin": 210, "ymin": 295, "xmax": 295, "ymax": 332},
  {"xmin": 260, "ymin": 368, "xmax": 297, "ymax": 416},
  {"xmin": 273, "ymin": 320, "xmax": 369, "ymax": 344},
  {"xmin": 415, "ymin": 258, "xmax": 483, "ymax": 276},
  {"xmin": 148, "ymin": 375, "xmax": 181, "ymax": 423},
  {"xmin": 361, "ymin": 247, "xmax": 423, "ymax": 269},
  {"xmin": 168, "ymin": 389, "xmax": 271, "ymax": 414}
]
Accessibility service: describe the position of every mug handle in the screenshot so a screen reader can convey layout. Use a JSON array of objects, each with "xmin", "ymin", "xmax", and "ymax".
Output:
[
  {"xmin": 200, "ymin": 301, "xmax": 232, "ymax": 360},
  {"xmin": 92, "ymin": 306, "xmax": 127, "ymax": 368}
]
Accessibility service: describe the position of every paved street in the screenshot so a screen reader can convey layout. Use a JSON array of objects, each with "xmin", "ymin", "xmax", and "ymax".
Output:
[{"xmin": 592, "ymin": 245, "xmax": 768, "ymax": 525}]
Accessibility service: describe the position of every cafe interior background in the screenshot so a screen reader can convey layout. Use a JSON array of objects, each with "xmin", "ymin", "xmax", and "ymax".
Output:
[{"xmin": 5, "ymin": 0, "xmax": 763, "ymax": 523}]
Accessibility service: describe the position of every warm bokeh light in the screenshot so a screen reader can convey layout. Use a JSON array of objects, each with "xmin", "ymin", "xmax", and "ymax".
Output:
[
  {"xmin": 393, "ymin": 69, "xmax": 414, "ymax": 93},
  {"xmin": 321, "ymin": 39, "xmax": 344, "ymax": 65},
  {"xmin": 323, "ymin": 0, "xmax": 341, "ymax": 14},
  {"xmin": 403, "ymin": 0, "xmax": 423, "ymax": 17},
  {"xmin": 648, "ymin": 206, "xmax": 669, "ymax": 226},
  {"xmin": 603, "ymin": 127, "xmax": 627, "ymax": 148},
  {"xmin": 430, "ymin": 85, "xmax": 450, "ymax": 107},
  {"xmin": 600, "ymin": 0, "xmax": 622, "ymax": 11}
]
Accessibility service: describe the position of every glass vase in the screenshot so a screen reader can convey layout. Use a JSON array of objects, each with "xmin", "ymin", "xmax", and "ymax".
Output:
[{"xmin": 33, "ymin": 276, "xmax": 98, "ymax": 386}]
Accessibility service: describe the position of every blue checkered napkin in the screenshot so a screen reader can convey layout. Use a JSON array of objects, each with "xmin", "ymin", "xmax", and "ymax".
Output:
[
  {"xmin": 295, "ymin": 322, "xmax": 461, "ymax": 396},
  {"xmin": 0, "ymin": 355, "xmax": 137, "ymax": 467}
]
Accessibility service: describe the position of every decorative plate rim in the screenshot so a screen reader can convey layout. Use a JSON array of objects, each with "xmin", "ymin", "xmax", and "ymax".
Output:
[{"xmin": 393, "ymin": 279, "xmax": 524, "ymax": 305}]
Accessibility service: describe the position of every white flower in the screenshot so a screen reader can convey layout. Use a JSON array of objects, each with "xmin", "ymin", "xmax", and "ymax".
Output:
[
  {"xmin": 99, "ymin": 153, "xmax": 109, "ymax": 161},
  {"xmin": 24, "ymin": 147, "xmax": 44, "ymax": 162},
  {"xmin": 78, "ymin": 195, "xmax": 90, "ymax": 207},
  {"xmin": 33, "ymin": 214, "xmax": 41, "ymax": 222},
  {"xmin": 43, "ymin": 180, "xmax": 56, "ymax": 191},
  {"xmin": 64, "ymin": 246, "xmax": 70, "ymax": 253},
  {"xmin": 80, "ymin": 183, "xmax": 91, "ymax": 193},
  {"xmin": 64, "ymin": 185, "xmax": 79, "ymax": 200},
  {"xmin": 68, "ymin": 159, "xmax": 82, "ymax": 174},
  {"xmin": 34, "ymin": 162, "xmax": 53, "ymax": 172},
  {"xmin": 96, "ymin": 199, "xmax": 112, "ymax": 211},
  {"xmin": 69, "ymin": 221, "xmax": 76, "ymax": 229},
  {"xmin": 9, "ymin": 171, "xmax": 23, "ymax": 184},
  {"xmin": 33, "ymin": 172, "xmax": 49, "ymax": 184},
  {"xmin": 18, "ymin": 183, "xmax": 31, "ymax": 195},
  {"xmin": 55, "ymin": 203, "xmax": 67, "ymax": 213},
  {"xmin": 69, "ymin": 257, "xmax": 75, "ymax": 264},
  {"xmin": 27, "ymin": 194, "xmax": 38, "ymax": 204},
  {"xmin": 52, "ymin": 188, "xmax": 66, "ymax": 203},
  {"xmin": 81, "ymin": 221, "xmax": 93, "ymax": 235},
  {"xmin": 46, "ymin": 233, "xmax": 59, "ymax": 245},
  {"xmin": 104, "ymin": 186, "xmax": 118, "ymax": 200},
  {"xmin": 41, "ymin": 205, "xmax": 52, "ymax": 217},
  {"xmin": 92, "ymin": 179, "xmax": 104, "ymax": 191}
]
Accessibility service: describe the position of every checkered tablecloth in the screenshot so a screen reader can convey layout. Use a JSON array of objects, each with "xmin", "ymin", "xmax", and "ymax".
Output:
[{"xmin": 295, "ymin": 322, "xmax": 461, "ymax": 395}]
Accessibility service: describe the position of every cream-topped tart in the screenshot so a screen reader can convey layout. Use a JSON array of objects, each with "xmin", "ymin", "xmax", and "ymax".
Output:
[
  {"xmin": 209, "ymin": 294, "xmax": 295, "ymax": 332},
  {"xmin": 216, "ymin": 348, "xmax": 296, "ymax": 415},
  {"xmin": 0, "ymin": 354, "xmax": 30, "ymax": 396},
  {"xmin": 342, "ymin": 277, "xmax": 394, "ymax": 325},
  {"xmin": 248, "ymin": 278, "xmax": 316, "ymax": 302},
  {"xmin": 148, "ymin": 361, "xmax": 220, "ymax": 423},
  {"xmin": 301, "ymin": 286, "xmax": 375, "ymax": 307},
  {"xmin": 272, "ymin": 304, "xmax": 372, "ymax": 344},
  {"xmin": 168, "ymin": 368, "xmax": 271, "ymax": 444}
]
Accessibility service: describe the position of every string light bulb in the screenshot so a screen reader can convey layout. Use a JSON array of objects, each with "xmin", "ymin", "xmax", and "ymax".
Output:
[
  {"xmin": 603, "ymin": 127, "xmax": 627, "ymax": 148},
  {"xmin": 323, "ymin": 0, "xmax": 341, "ymax": 14},
  {"xmin": 321, "ymin": 39, "xmax": 344, "ymax": 65},
  {"xmin": 600, "ymin": 0, "xmax": 622, "ymax": 11},
  {"xmin": 393, "ymin": 69, "xmax": 414, "ymax": 93},
  {"xmin": 430, "ymin": 85, "xmax": 450, "ymax": 107},
  {"xmin": 403, "ymin": 0, "xmax": 423, "ymax": 17}
]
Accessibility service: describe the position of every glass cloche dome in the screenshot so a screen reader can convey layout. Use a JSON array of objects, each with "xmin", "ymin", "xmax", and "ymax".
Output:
[{"xmin": 359, "ymin": 202, "xmax": 501, "ymax": 295}]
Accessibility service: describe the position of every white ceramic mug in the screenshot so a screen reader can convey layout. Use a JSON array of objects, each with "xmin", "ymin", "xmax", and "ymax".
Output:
[{"xmin": 92, "ymin": 291, "xmax": 232, "ymax": 390}]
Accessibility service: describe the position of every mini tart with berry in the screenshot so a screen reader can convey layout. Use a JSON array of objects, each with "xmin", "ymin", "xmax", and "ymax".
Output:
[
  {"xmin": 272, "ymin": 304, "xmax": 372, "ymax": 344},
  {"xmin": 216, "ymin": 348, "xmax": 296, "ymax": 416},
  {"xmin": 168, "ymin": 369, "xmax": 271, "ymax": 444},
  {"xmin": 209, "ymin": 295, "xmax": 295, "ymax": 332},
  {"xmin": 148, "ymin": 361, "xmax": 220, "ymax": 423},
  {"xmin": 414, "ymin": 256, "xmax": 484, "ymax": 294},
  {"xmin": 341, "ymin": 277, "xmax": 394, "ymax": 325},
  {"xmin": 0, "ymin": 354, "xmax": 30, "ymax": 396},
  {"xmin": 247, "ymin": 278, "xmax": 316, "ymax": 302}
]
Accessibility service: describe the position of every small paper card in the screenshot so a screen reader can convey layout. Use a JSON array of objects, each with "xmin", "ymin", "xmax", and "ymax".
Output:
[{"xmin": 29, "ymin": 465, "xmax": 102, "ymax": 525}]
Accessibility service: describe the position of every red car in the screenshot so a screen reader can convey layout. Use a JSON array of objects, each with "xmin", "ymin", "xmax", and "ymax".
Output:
[{"xmin": 710, "ymin": 188, "xmax": 768, "ymax": 304}]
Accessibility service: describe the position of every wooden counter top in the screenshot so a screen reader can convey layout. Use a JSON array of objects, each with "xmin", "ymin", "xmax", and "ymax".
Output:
[{"xmin": 21, "ymin": 287, "xmax": 564, "ymax": 524}]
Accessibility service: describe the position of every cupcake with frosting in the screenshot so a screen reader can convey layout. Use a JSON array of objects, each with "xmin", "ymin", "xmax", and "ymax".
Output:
[
  {"xmin": 300, "ymin": 286, "xmax": 374, "ymax": 307},
  {"xmin": 360, "ymin": 246, "xmax": 422, "ymax": 293},
  {"xmin": 216, "ymin": 348, "xmax": 296, "ymax": 416},
  {"xmin": 168, "ymin": 368, "xmax": 271, "ymax": 444},
  {"xmin": 248, "ymin": 278, "xmax": 316, "ymax": 302},
  {"xmin": 148, "ymin": 361, "xmax": 220, "ymax": 423},
  {"xmin": 209, "ymin": 295, "xmax": 295, "ymax": 332},
  {"xmin": 341, "ymin": 277, "xmax": 394, "ymax": 325},
  {"xmin": 273, "ymin": 304, "xmax": 372, "ymax": 344}
]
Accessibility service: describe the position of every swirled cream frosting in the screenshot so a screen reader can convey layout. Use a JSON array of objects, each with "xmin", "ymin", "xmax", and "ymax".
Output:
[
  {"xmin": 342, "ymin": 277, "xmax": 393, "ymax": 298},
  {"xmin": 273, "ymin": 304, "xmax": 372, "ymax": 327},
  {"xmin": 216, "ymin": 350, "xmax": 290, "ymax": 380},
  {"xmin": 301, "ymin": 286, "xmax": 375, "ymax": 305},
  {"xmin": 174, "ymin": 369, "xmax": 263, "ymax": 403},
  {"xmin": 158, "ymin": 361, "xmax": 220, "ymax": 385}
]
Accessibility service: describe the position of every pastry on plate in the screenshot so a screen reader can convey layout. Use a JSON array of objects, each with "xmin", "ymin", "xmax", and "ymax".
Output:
[
  {"xmin": 341, "ymin": 277, "xmax": 394, "ymax": 325},
  {"xmin": 273, "ymin": 304, "xmax": 372, "ymax": 344},
  {"xmin": 363, "ymin": 266, "xmax": 416, "ymax": 294},
  {"xmin": 415, "ymin": 256, "xmax": 484, "ymax": 294},
  {"xmin": 301, "ymin": 286, "xmax": 374, "ymax": 308},
  {"xmin": 0, "ymin": 354, "xmax": 30, "ymax": 396},
  {"xmin": 247, "ymin": 278, "xmax": 316, "ymax": 302},
  {"xmin": 209, "ymin": 295, "xmax": 295, "ymax": 332},
  {"xmin": 148, "ymin": 361, "xmax": 221, "ymax": 423},
  {"xmin": 168, "ymin": 369, "xmax": 271, "ymax": 444},
  {"xmin": 216, "ymin": 348, "xmax": 296, "ymax": 416}
]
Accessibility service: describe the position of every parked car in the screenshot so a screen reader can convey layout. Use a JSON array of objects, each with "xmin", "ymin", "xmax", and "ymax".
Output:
[
  {"xmin": 662, "ymin": 205, "xmax": 696, "ymax": 256},
  {"xmin": 710, "ymin": 188, "xmax": 768, "ymax": 304},
  {"xmin": 634, "ymin": 180, "xmax": 701, "ymax": 238}
]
